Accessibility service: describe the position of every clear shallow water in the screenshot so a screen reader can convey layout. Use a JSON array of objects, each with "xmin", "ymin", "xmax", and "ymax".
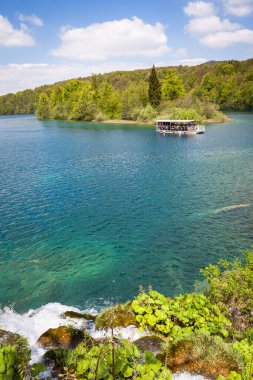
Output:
[{"xmin": 0, "ymin": 114, "xmax": 253, "ymax": 312}]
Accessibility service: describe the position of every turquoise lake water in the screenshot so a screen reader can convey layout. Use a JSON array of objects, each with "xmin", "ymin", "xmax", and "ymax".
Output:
[{"xmin": 0, "ymin": 114, "xmax": 253, "ymax": 312}]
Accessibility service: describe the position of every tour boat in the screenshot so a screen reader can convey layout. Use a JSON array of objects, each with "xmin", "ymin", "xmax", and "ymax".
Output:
[{"xmin": 156, "ymin": 120, "xmax": 205, "ymax": 135}]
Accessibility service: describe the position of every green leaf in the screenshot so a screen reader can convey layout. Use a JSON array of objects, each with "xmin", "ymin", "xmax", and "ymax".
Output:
[{"xmin": 123, "ymin": 366, "xmax": 133, "ymax": 378}]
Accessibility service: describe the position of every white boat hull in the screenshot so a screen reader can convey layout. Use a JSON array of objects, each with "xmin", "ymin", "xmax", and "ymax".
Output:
[{"xmin": 157, "ymin": 129, "xmax": 204, "ymax": 135}]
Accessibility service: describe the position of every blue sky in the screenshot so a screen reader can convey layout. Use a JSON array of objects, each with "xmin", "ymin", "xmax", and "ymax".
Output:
[{"xmin": 0, "ymin": 0, "xmax": 253, "ymax": 94}]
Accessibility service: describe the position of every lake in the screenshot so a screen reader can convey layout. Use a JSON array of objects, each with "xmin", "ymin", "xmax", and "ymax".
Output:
[{"xmin": 0, "ymin": 114, "xmax": 253, "ymax": 312}]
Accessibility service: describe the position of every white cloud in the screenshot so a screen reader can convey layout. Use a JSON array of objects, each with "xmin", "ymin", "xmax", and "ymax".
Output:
[
  {"xmin": 0, "ymin": 15, "xmax": 35, "ymax": 46},
  {"xmin": 177, "ymin": 58, "xmax": 207, "ymax": 65},
  {"xmin": 184, "ymin": 0, "xmax": 253, "ymax": 48},
  {"xmin": 183, "ymin": 1, "xmax": 215, "ymax": 17},
  {"xmin": 51, "ymin": 17, "xmax": 170, "ymax": 60},
  {"xmin": 222, "ymin": 0, "xmax": 253, "ymax": 16},
  {"xmin": 18, "ymin": 14, "xmax": 44, "ymax": 27},
  {"xmin": 186, "ymin": 15, "xmax": 240, "ymax": 34},
  {"xmin": 160, "ymin": 58, "xmax": 207, "ymax": 66},
  {"xmin": 172, "ymin": 47, "xmax": 188, "ymax": 58},
  {"xmin": 200, "ymin": 28, "xmax": 253, "ymax": 47}
]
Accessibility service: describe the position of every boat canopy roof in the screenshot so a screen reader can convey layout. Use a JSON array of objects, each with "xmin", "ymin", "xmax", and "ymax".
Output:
[{"xmin": 157, "ymin": 119, "xmax": 198, "ymax": 123}]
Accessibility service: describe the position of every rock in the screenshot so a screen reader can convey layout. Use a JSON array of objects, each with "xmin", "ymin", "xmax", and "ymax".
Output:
[
  {"xmin": 95, "ymin": 302, "xmax": 137, "ymax": 330},
  {"xmin": 158, "ymin": 334, "xmax": 240, "ymax": 379},
  {"xmin": 37, "ymin": 326, "xmax": 87, "ymax": 348},
  {"xmin": 0, "ymin": 329, "xmax": 29, "ymax": 352},
  {"xmin": 133, "ymin": 335, "xmax": 165, "ymax": 354},
  {"xmin": 61, "ymin": 310, "xmax": 96, "ymax": 321},
  {"xmin": 43, "ymin": 334, "xmax": 96, "ymax": 373}
]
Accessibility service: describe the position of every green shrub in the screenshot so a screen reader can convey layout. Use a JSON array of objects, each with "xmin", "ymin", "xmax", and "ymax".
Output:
[
  {"xmin": 217, "ymin": 371, "xmax": 242, "ymax": 380},
  {"xmin": 44, "ymin": 347, "xmax": 77, "ymax": 372},
  {"xmin": 232, "ymin": 338, "xmax": 253, "ymax": 380},
  {"xmin": 0, "ymin": 345, "xmax": 16, "ymax": 380},
  {"xmin": 0, "ymin": 338, "xmax": 30, "ymax": 380},
  {"xmin": 131, "ymin": 104, "xmax": 157, "ymax": 123},
  {"xmin": 158, "ymin": 106, "xmax": 204, "ymax": 121},
  {"xmin": 201, "ymin": 251, "xmax": 253, "ymax": 332},
  {"xmin": 132, "ymin": 290, "xmax": 231, "ymax": 339},
  {"xmin": 75, "ymin": 339, "xmax": 171, "ymax": 379}
]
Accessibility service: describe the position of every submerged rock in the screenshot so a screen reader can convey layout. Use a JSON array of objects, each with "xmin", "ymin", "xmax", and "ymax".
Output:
[
  {"xmin": 61, "ymin": 310, "xmax": 96, "ymax": 321},
  {"xmin": 133, "ymin": 335, "xmax": 165, "ymax": 354},
  {"xmin": 37, "ymin": 326, "xmax": 87, "ymax": 348},
  {"xmin": 95, "ymin": 302, "xmax": 137, "ymax": 330}
]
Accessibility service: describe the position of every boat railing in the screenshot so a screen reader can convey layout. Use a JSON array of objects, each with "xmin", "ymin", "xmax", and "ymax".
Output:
[{"xmin": 156, "ymin": 120, "xmax": 205, "ymax": 134}]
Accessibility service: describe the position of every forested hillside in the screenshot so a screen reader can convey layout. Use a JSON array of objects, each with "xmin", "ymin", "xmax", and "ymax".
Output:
[{"xmin": 0, "ymin": 58, "xmax": 253, "ymax": 122}]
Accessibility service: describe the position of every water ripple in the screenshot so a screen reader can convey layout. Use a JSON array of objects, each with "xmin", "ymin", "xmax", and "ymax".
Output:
[{"xmin": 0, "ymin": 113, "xmax": 253, "ymax": 312}]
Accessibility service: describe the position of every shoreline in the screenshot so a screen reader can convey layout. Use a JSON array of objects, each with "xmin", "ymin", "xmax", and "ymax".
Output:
[{"xmin": 99, "ymin": 117, "xmax": 231, "ymax": 126}]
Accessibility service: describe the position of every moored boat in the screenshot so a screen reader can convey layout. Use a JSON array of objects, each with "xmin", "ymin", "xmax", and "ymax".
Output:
[{"xmin": 156, "ymin": 120, "xmax": 205, "ymax": 135}]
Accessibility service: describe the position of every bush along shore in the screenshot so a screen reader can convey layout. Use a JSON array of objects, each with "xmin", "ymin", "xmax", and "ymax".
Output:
[{"xmin": 0, "ymin": 251, "xmax": 253, "ymax": 380}]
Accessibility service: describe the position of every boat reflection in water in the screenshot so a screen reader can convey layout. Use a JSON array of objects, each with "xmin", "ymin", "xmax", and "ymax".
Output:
[{"xmin": 156, "ymin": 120, "xmax": 205, "ymax": 135}]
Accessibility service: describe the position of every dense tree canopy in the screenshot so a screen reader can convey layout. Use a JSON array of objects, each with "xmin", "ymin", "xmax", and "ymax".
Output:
[
  {"xmin": 161, "ymin": 70, "xmax": 185, "ymax": 100},
  {"xmin": 1, "ymin": 58, "xmax": 253, "ymax": 121},
  {"xmin": 36, "ymin": 93, "xmax": 50, "ymax": 120}
]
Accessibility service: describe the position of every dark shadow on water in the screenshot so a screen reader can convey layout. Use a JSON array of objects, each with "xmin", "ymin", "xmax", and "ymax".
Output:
[{"xmin": 39, "ymin": 118, "xmax": 153, "ymax": 132}]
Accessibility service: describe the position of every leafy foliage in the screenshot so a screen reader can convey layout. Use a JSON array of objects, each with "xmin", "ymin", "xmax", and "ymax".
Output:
[
  {"xmin": 132, "ymin": 104, "xmax": 157, "ymax": 123},
  {"xmin": 201, "ymin": 251, "xmax": 253, "ymax": 332},
  {"xmin": 0, "ymin": 331, "xmax": 31, "ymax": 380},
  {"xmin": 75, "ymin": 339, "xmax": 171, "ymax": 379},
  {"xmin": 0, "ymin": 343, "xmax": 31, "ymax": 379},
  {"xmin": 161, "ymin": 70, "xmax": 185, "ymax": 101},
  {"xmin": 44, "ymin": 347, "xmax": 77, "ymax": 373},
  {"xmin": 158, "ymin": 106, "xmax": 203, "ymax": 121},
  {"xmin": 132, "ymin": 290, "xmax": 231, "ymax": 339},
  {"xmin": 217, "ymin": 371, "xmax": 242, "ymax": 380},
  {"xmin": 36, "ymin": 93, "xmax": 50, "ymax": 120},
  {"xmin": 232, "ymin": 338, "xmax": 253, "ymax": 380},
  {"xmin": 30, "ymin": 362, "xmax": 47, "ymax": 378},
  {"xmin": 0, "ymin": 345, "xmax": 16, "ymax": 380}
]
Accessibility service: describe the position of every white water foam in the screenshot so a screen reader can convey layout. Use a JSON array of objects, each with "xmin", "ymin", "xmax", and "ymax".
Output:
[
  {"xmin": 173, "ymin": 373, "xmax": 208, "ymax": 380},
  {"xmin": 0, "ymin": 302, "xmax": 143, "ymax": 363},
  {"xmin": 0, "ymin": 303, "xmax": 93, "ymax": 362},
  {"xmin": 212, "ymin": 203, "xmax": 250, "ymax": 214},
  {"xmin": 89, "ymin": 323, "xmax": 144, "ymax": 341}
]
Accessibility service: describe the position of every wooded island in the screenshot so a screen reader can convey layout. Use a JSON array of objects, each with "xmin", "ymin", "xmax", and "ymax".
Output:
[{"xmin": 0, "ymin": 58, "xmax": 253, "ymax": 123}]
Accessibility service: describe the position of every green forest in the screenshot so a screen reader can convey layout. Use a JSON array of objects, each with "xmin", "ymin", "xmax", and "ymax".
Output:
[{"xmin": 0, "ymin": 58, "xmax": 253, "ymax": 122}]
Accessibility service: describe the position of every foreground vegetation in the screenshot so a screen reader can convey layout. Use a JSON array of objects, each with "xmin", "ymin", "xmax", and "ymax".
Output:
[
  {"xmin": 0, "ymin": 251, "xmax": 253, "ymax": 379},
  {"xmin": 1, "ymin": 58, "xmax": 253, "ymax": 123}
]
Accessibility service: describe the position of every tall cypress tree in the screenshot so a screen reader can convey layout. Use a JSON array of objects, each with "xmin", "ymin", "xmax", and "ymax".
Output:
[{"xmin": 148, "ymin": 65, "xmax": 161, "ymax": 108}]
